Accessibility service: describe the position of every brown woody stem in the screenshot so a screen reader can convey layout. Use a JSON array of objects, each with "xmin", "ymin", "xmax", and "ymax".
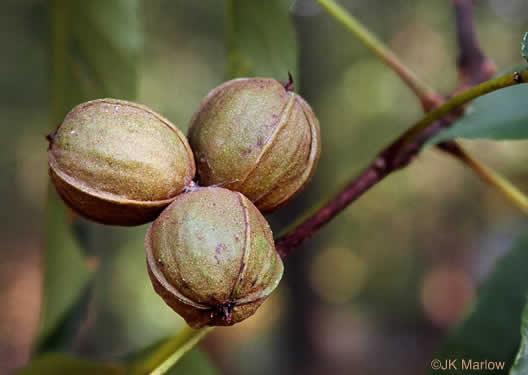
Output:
[
  {"xmin": 275, "ymin": 70, "xmax": 528, "ymax": 257},
  {"xmin": 454, "ymin": 0, "xmax": 497, "ymax": 86},
  {"xmin": 275, "ymin": 0, "xmax": 524, "ymax": 258}
]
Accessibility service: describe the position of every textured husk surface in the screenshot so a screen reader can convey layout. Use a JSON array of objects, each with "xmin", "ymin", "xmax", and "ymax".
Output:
[
  {"xmin": 188, "ymin": 78, "xmax": 321, "ymax": 212},
  {"xmin": 145, "ymin": 187, "xmax": 284, "ymax": 327},
  {"xmin": 48, "ymin": 98, "xmax": 195, "ymax": 225}
]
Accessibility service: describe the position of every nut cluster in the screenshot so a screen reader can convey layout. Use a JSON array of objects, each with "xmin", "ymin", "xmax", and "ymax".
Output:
[{"xmin": 47, "ymin": 77, "xmax": 321, "ymax": 327}]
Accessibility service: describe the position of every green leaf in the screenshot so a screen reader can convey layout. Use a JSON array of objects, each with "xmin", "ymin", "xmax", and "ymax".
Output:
[
  {"xmin": 51, "ymin": 0, "xmax": 143, "ymax": 116},
  {"xmin": 522, "ymin": 32, "xmax": 528, "ymax": 63},
  {"xmin": 69, "ymin": 0, "xmax": 143, "ymax": 100},
  {"xmin": 36, "ymin": 190, "xmax": 93, "ymax": 351},
  {"xmin": 166, "ymin": 349, "xmax": 219, "ymax": 375},
  {"xmin": 432, "ymin": 231, "xmax": 528, "ymax": 374},
  {"xmin": 22, "ymin": 339, "xmax": 217, "ymax": 375},
  {"xmin": 429, "ymin": 65, "xmax": 528, "ymax": 143},
  {"xmin": 36, "ymin": 279, "xmax": 95, "ymax": 353},
  {"xmin": 38, "ymin": 0, "xmax": 143, "ymax": 352},
  {"xmin": 128, "ymin": 326, "xmax": 216, "ymax": 375},
  {"xmin": 79, "ymin": 228, "xmax": 186, "ymax": 357},
  {"xmin": 226, "ymin": 0, "xmax": 298, "ymax": 81},
  {"xmin": 510, "ymin": 301, "xmax": 528, "ymax": 375},
  {"xmin": 15, "ymin": 354, "xmax": 125, "ymax": 375}
]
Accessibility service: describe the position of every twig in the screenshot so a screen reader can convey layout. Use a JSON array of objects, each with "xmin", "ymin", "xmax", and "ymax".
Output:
[
  {"xmin": 437, "ymin": 0, "xmax": 497, "ymax": 171},
  {"xmin": 437, "ymin": 142, "xmax": 528, "ymax": 214},
  {"xmin": 437, "ymin": 0, "xmax": 525, "ymax": 210},
  {"xmin": 454, "ymin": 0, "xmax": 497, "ymax": 86},
  {"xmin": 276, "ymin": 0, "xmax": 525, "ymax": 257},
  {"xmin": 313, "ymin": 0, "xmax": 505, "ymax": 194},
  {"xmin": 275, "ymin": 70, "xmax": 528, "ymax": 257}
]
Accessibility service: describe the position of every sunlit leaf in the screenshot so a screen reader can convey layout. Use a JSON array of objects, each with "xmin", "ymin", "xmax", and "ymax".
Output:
[
  {"xmin": 432, "ymin": 231, "xmax": 528, "ymax": 374},
  {"xmin": 226, "ymin": 0, "xmax": 298, "ymax": 81},
  {"xmin": 15, "ymin": 354, "xmax": 124, "ymax": 375},
  {"xmin": 430, "ymin": 65, "xmax": 528, "ymax": 143}
]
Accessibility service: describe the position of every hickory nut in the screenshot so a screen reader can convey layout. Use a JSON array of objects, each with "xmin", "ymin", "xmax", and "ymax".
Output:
[
  {"xmin": 48, "ymin": 98, "xmax": 195, "ymax": 226},
  {"xmin": 188, "ymin": 77, "xmax": 321, "ymax": 212},
  {"xmin": 145, "ymin": 187, "xmax": 284, "ymax": 328}
]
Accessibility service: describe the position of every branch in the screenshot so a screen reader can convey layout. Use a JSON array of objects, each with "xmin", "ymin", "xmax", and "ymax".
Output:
[
  {"xmin": 437, "ymin": 0, "xmax": 497, "ymax": 163},
  {"xmin": 277, "ymin": 0, "xmax": 524, "ymax": 257},
  {"xmin": 437, "ymin": 0, "xmax": 523, "ymax": 208},
  {"xmin": 275, "ymin": 70, "xmax": 528, "ymax": 257},
  {"xmin": 454, "ymin": 0, "xmax": 497, "ymax": 86},
  {"xmin": 312, "ymin": 0, "xmax": 505, "ymax": 193}
]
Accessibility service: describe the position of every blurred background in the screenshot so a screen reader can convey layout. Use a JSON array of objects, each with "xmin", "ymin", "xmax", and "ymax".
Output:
[{"xmin": 2, "ymin": 0, "xmax": 528, "ymax": 374}]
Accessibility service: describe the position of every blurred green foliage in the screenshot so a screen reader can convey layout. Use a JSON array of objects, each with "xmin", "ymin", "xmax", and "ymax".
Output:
[
  {"xmin": 15, "ymin": 354, "xmax": 124, "ymax": 375},
  {"xmin": 37, "ymin": 0, "xmax": 144, "ymax": 354},
  {"xmin": 37, "ymin": 190, "xmax": 92, "ymax": 351},
  {"xmin": 77, "ymin": 227, "xmax": 186, "ymax": 358},
  {"xmin": 15, "ymin": 349, "xmax": 217, "ymax": 375},
  {"xmin": 226, "ymin": 0, "xmax": 298, "ymax": 80},
  {"xmin": 434, "ymin": 231, "xmax": 528, "ymax": 374}
]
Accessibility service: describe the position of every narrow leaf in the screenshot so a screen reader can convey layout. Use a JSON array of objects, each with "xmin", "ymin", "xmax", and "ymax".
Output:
[
  {"xmin": 39, "ymin": 0, "xmax": 143, "ymax": 351},
  {"xmin": 36, "ymin": 277, "xmax": 94, "ymax": 352},
  {"xmin": 510, "ymin": 301, "xmax": 528, "ymax": 375},
  {"xmin": 15, "ymin": 354, "xmax": 124, "ymax": 375},
  {"xmin": 165, "ymin": 349, "xmax": 219, "ymax": 375},
  {"xmin": 78, "ymin": 228, "xmax": 186, "ymax": 357},
  {"xmin": 226, "ymin": 0, "xmax": 298, "ymax": 81},
  {"xmin": 429, "ymin": 65, "xmax": 528, "ymax": 143},
  {"xmin": 432, "ymin": 231, "xmax": 528, "ymax": 374},
  {"xmin": 36, "ymin": 190, "xmax": 92, "ymax": 350},
  {"xmin": 129, "ymin": 327, "xmax": 215, "ymax": 375},
  {"xmin": 69, "ymin": 0, "xmax": 143, "ymax": 100}
]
